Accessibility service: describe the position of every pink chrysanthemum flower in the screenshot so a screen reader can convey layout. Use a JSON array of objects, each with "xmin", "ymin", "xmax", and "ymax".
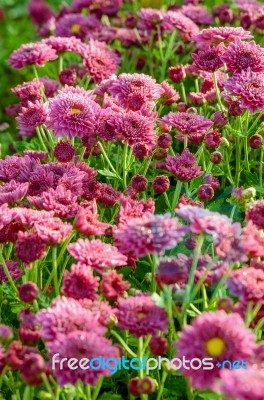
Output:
[
  {"xmin": 8, "ymin": 42, "xmax": 58, "ymax": 69},
  {"xmin": 221, "ymin": 38, "xmax": 264, "ymax": 73},
  {"xmin": 159, "ymin": 112, "xmax": 213, "ymax": 135},
  {"xmin": 166, "ymin": 149, "xmax": 203, "ymax": 182},
  {"xmin": 242, "ymin": 221, "xmax": 264, "ymax": 257},
  {"xmin": 96, "ymin": 183, "xmax": 121, "ymax": 207},
  {"xmin": 34, "ymin": 218, "xmax": 72, "ymax": 244},
  {"xmin": 115, "ymin": 294, "xmax": 168, "ymax": 337},
  {"xmin": 246, "ymin": 200, "xmax": 264, "ymax": 229},
  {"xmin": 175, "ymin": 311, "xmax": 256, "ymax": 390},
  {"xmin": 55, "ymin": 13, "xmax": 101, "ymax": 39},
  {"xmin": 40, "ymin": 76, "xmax": 59, "ymax": 97},
  {"xmin": 24, "ymin": 150, "xmax": 48, "ymax": 161},
  {"xmin": 192, "ymin": 44, "xmax": 225, "ymax": 72},
  {"xmin": 114, "ymin": 213, "xmax": 187, "ymax": 258},
  {"xmin": 15, "ymin": 231, "xmax": 47, "ymax": 265},
  {"xmin": 138, "ymin": 8, "xmax": 164, "ymax": 31},
  {"xmin": 107, "ymin": 73, "xmax": 164, "ymax": 111},
  {"xmin": 42, "ymin": 36, "xmax": 86, "ymax": 55},
  {"xmin": 181, "ymin": 5, "xmax": 214, "ymax": 25},
  {"xmin": 16, "ymin": 101, "xmax": 48, "ymax": 134},
  {"xmin": 12, "ymin": 79, "xmax": 43, "ymax": 105},
  {"xmin": 75, "ymin": 204, "xmax": 110, "ymax": 236},
  {"xmin": 13, "ymin": 208, "xmax": 54, "ymax": 227},
  {"xmin": 161, "ymin": 11, "xmax": 200, "ymax": 40},
  {"xmin": 227, "ymin": 266, "xmax": 264, "ymax": 303},
  {"xmin": 107, "ymin": 111, "xmax": 156, "ymax": 149},
  {"xmin": 0, "ymin": 181, "xmax": 28, "ymax": 205},
  {"xmin": 61, "ymin": 263, "xmax": 99, "ymax": 300},
  {"xmin": 220, "ymin": 367, "xmax": 264, "ymax": 400},
  {"xmin": 101, "ymin": 270, "xmax": 130, "ymax": 300},
  {"xmin": 68, "ymin": 239, "xmax": 127, "ymax": 273},
  {"xmin": 48, "ymin": 331, "xmax": 118, "ymax": 386},
  {"xmin": 80, "ymin": 299, "xmax": 114, "ymax": 327},
  {"xmin": 117, "ymin": 195, "xmax": 155, "ymax": 225},
  {"xmin": 54, "ymin": 141, "xmax": 75, "ymax": 163},
  {"xmin": 46, "ymin": 86, "xmax": 101, "ymax": 139},
  {"xmin": 83, "ymin": 40, "xmax": 120, "ymax": 83},
  {"xmin": 192, "ymin": 27, "xmax": 253, "ymax": 45},
  {"xmin": 0, "ymin": 260, "xmax": 22, "ymax": 284},
  {"xmin": 28, "ymin": 185, "xmax": 79, "ymax": 218},
  {"xmin": 225, "ymin": 69, "xmax": 264, "ymax": 113},
  {"xmin": 37, "ymin": 297, "xmax": 106, "ymax": 342}
]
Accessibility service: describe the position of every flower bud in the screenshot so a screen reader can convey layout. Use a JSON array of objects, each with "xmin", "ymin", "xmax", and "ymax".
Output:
[
  {"xmin": 210, "ymin": 151, "xmax": 223, "ymax": 164},
  {"xmin": 197, "ymin": 184, "xmax": 214, "ymax": 202},
  {"xmin": 249, "ymin": 134, "xmax": 263, "ymax": 149},
  {"xmin": 18, "ymin": 282, "xmax": 38, "ymax": 303}
]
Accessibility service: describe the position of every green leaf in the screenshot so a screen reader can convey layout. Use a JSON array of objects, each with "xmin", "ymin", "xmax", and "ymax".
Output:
[
  {"xmin": 98, "ymin": 169, "xmax": 118, "ymax": 179},
  {"xmin": 99, "ymin": 394, "xmax": 123, "ymax": 400}
]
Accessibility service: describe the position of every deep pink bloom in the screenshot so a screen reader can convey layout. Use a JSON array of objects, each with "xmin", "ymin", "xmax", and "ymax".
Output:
[
  {"xmin": 101, "ymin": 270, "xmax": 130, "ymax": 300},
  {"xmin": 161, "ymin": 11, "xmax": 200, "ymax": 40},
  {"xmin": 242, "ymin": 221, "xmax": 264, "ymax": 257},
  {"xmin": 116, "ymin": 294, "xmax": 168, "ymax": 337},
  {"xmin": 54, "ymin": 141, "xmax": 75, "ymax": 162},
  {"xmin": 80, "ymin": 299, "xmax": 114, "ymax": 327},
  {"xmin": 34, "ymin": 218, "xmax": 72, "ymax": 244},
  {"xmin": 0, "ymin": 324, "xmax": 13, "ymax": 342},
  {"xmin": 0, "ymin": 181, "xmax": 28, "ymax": 205},
  {"xmin": 18, "ymin": 282, "xmax": 38, "ymax": 303},
  {"xmin": 221, "ymin": 38, "xmax": 264, "ymax": 73},
  {"xmin": 16, "ymin": 101, "xmax": 48, "ymax": 133},
  {"xmin": 107, "ymin": 111, "xmax": 156, "ymax": 148},
  {"xmin": 28, "ymin": 0, "xmax": 54, "ymax": 26},
  {"xmin": 249, "ymin": 134, "xmax": 263, "ymax": 149},
  {"xmin": 117, "ymin": 195, "xmax": 155, "ymax": 225},
  {"xmin": 159, "ymin": 112, "xmax": 213, "ymax": 135},
  {"xmin": 138, "ymin": 8, "xmax": 164, "ymax": 31},
  {"xmin": 40, "ymin": 76, "xmax": 59, "ymax": 97},
  {"xmin": 96, "ymin": 183, "xmax": 121, "ymax": 207},
  {"xmin": 83, "ymin": 40, "xmax": 120, "ymax": 83},
  {"xmin": 246, "ymin": 200, "xmax": 264, "ymax": 229},
  {"xmin": 68, "ymin": 239, "xmax": 127, "ymax": 273},
  {"xmin": 0, "ymin": 260, "xmax": 22, "ymax": 284},
  {"xmin": 75, "ymin": 203, "xmax": 110, "ymax": 236},
  {"xmin": 224, "ymin": 69, "xmax": 264, "ymax": 113},
  {"xmin": 130, "ymin": 175, "xmax": 148, "ymax": 192},
  {"xmin": 152, "ymin": 176, "xmax": 170, "ymax": 194},
  {"xmin": 114, "ymin": 213, "xmax": 187, "ymax": 258},
  {"xmin": 55, "ymin": 13, "xmax": 101, "ymax": 39},
  {"xmin": 227, "ymin": 266, "xmax": 264, "ymax": 303},
  {"xmin": 192, "ymin": 27, "xmax": 253, "ymax": 45},
  {"xmin": 12, "ymin": 79, "xmax": 43, "ymax": 105},
  {"xmin": 24, "ymin": 150, "xmax": 48, "ymax": 160},
  {"xmin": 42, "ymin": 36, "xmax": 86, "ymax": 55},
  {"xmin": 192, "ymin": 44, "xmax": 225, "ymax": 72},
  {"xmin": 166, "ymin": 149, "xmax": 203, "ymax": 182},
  {"xmin": 175, "ymin": 311, "xmax": 256, "ymax": 390},
  {"xmin": 9, "ymin": 42, "xmax": 58, "ymax": 69},
  {"xmin": 181, "ymin": 5, "xmax": 214, "ymax": 25},
  {"xmin": 197, "ymin": 184, "xmax": 214, "ymax": 201},
  {"xmin": 204, "ymin": 130, "xmax": 222, "ymax": 148},
  {"xmin": 48, "ymin": 330, "xmax": 118, "ymax": 386},
  {"xmin": 149, "ymin": 336, "xmax": 168, "ymax": 356},
  {"xmin": 59, "ymin": 68, "xmax": 77, "ymax": 86},
  {"xmin": 13, "ymin": 208, "xmax": 54, "ymax": 227},
  {"xmin": 62, "ymin": 263, "xmax": 99, "ymax": 300},
  {"xmin": 46, "ymin": 86, "xmax": 101, "ymax": 139},
  {"xmin": 15, "ymin": 231, "xmax": 47, "ymax": 265},
  {"xmin": 220, "ymin": 367, "xmax": 264, "ymax": 400},
  {"xmin": 37, "ymin": 297, "xmax": 106, "ymax": 342}
]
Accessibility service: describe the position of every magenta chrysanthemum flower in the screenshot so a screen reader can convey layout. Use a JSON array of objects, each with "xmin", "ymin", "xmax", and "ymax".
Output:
[
  {"xmin": 192, "ymin": 44, "xmax": 225, "ymax": 72},
  {"xmin": 80, "ymin": 299, "xmax": 114, "ymax": 327},
  {"xmin": 159, "ymin": 112, "xmax": 213, "ymax": 135},
  {"xmin": 28, "ymin": 185, "xmax": 79, "ymax": 218},
  {"xmin": 0, "ymin": 181, "xmax": 28, "ymax": 205},
  {"xmin": 101, "ymin": 270, "xmax": 130, "ymax": 300},
  {"xmin": 40, "ymin": 76, "xmax": 59, "ymax": 97},
  {"xmin": 246, "ymin": 200, "xmax": 264, "ymax": 229},
  {"xmin": 227, "ymin": 266, "xmax": 264, "ymax": 303},
  {"xmin": 34, "ymin": 218, "xmax": 72, "ymax": 244},
  {"xmin": 114, "ymin": 213, "xmax": 187, "ymax": 258},
  {"xmin": 0, "ymin": 260, "xmax": 22, "ymax": 284},
  {"xmin": 107, "ymin": 73, "xmax": 164, "ymax": 110},
  {"xmin": 13, "ymin": 208, "xmax": 54, "ymax": 227},
  {"xmin": 138, "ymin": 8, "xmax": 164, "ymax": 31},
  {"xmin": 75, "ymin": 204, "xmax": 110, "ymax": 236},
  {"xmin": 115, "ymin": 294, "xmax": 168, "ymax": 337},
  {"xmin": 166, "ymin": 149, "xmax": 203, "ymax": 182},
  {"xmin": 107, "ymin": 111, "xmax": 156, "ymax": 148},
  {"xmin": 46, "ymin": 87, "xmax": 101, "ymax": 139},
  {"xmin": 181, "ymin": 5, "xmax": 214, "ymax": 25},
  {"xmin": 15, "ymin": 231, "xmax": 47, "ymax": 265},
  {"xmin": 48, "ymin": 331, "xmax": 118, "ymax": 386},
  {"xmin": 24, "ymin": 150, "xmax": 48, "ymax": 160},
  {"xmin": 54, "ymin": 141, "xmax": 75, "ymax": 163},
  {"xmin": 192, "ymin": 27, "xmax": 253, "ymax": 45},
  {"xmin": 61, "ymin": 263, "xmax": 99, "ymax": 300},
  {"xmin": 220, "ymin": 367, "xmax": 264, "ymax": 400},
  {"xmin": 12, "ymin": 79, "xmax": 43, "ymax": 105},
  {"xmin": 175, "ymin": 311, "xmax": 256, "ymax": 390},
  {"xmin": 242, "ymin": 221, "xmax": 264, "ymax": 257},
  {"xmin": 8, "ymin": 42, "xmax": 58, "ymax": 69},
  {"xmin": 83, "ymin": 40, "xmax": 120, "ymax": 83},
  {"xmin": 55, "ymin": 13, "xmax": 101, "ymax": 39},
  {"xmin": 221, "ymin": 38, "xmax": 264, "ymax": 73},
  {"xmin": 68, "ymin": 239, "xmax": 127, "ymax": 273},
  {"xmin": 16, "ymin": 101, "xmax": 48, "ymax": 134},
  {"xmin": 42, "ymin": 36, "xmax": 86, "ymax": 55},
  {"xmin": 161, "ymin": 11, "xmax": 200, "ymax": 40},
  {"xmin": 117, "ymin": 195, "xmax": 155, "ymax": 225},
  {"xmin": 225, "ymin": 69, "xmax": 264, "ymax": 113},
  {"xmin": 37, "ymin": 297, "xmax": 106, "ymax": 342}
]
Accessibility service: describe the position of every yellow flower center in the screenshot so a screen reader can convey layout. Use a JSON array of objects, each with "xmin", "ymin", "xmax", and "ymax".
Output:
[
  {"xmin": 70, "ymin": 107, "xmax": 82, "ymax": 114},
  {"xmin": 206, "ymin": 337, "xmax": 226, "ymax": 357},
  {"xmin": 71, "ymin": 24, "xmax": 80, "ymax": 33},
  {"xmin": 137, "ymin": 312, "xmax": 146, "ymax": 319},
  {"xmin": 140, "ymin": 0, "xmax": 163, "ymax": 8}
]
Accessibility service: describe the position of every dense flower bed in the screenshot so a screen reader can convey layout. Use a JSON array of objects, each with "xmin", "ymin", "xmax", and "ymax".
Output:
[{"xmin": 0, "ymin": 0, "xmax": 264, "ymax": 399}]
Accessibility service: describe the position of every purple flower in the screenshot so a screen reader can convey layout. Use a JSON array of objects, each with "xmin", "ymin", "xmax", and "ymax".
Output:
[
  {"xmin": 61, "ymin": 263, "xmax": 99, "ymax": 300},
  {"xmin": 12, "ymin": 79, "xmax": 43, "ymax": 105},
  {"xmin": 221, "ymin": 38, "xmax": 264, "ymax": 73},
  {"xmin": 192, "ymin": 44, "xmax": 225, "ymax": 72},
  {"xmin": 114, "ymin": 213, "xmax": 187, "ymax": 258},
  {"xmin": 175, "ymin": 311, "xmax": 256, "ymax": 390},
  {"xmin": 181, "ymin": 5, "xmax": 214, "ymax": 25},
  {"xmin": 0, "ymin": 181, "xmax": 28, "ymax": 205},
  {"xmin": 46, "ymin": 86, "xmax": 101, "ymax": 139},
  {"xmin": 16, "ymin": 102, "xmax": 48, "ymax": 134},
  {"xmin": 68, "ymin": 239, "xmax": 127, "ymax": 273},
  {"xmin": 55, "ymin": 13, "xmax": 101, "ymax": 39},
  {"xmin": 42, "ymin": 36, "xmax": 86, "ymax": 55},
  {"xmin": 166, "ymin": 149, "xmax": 203, "ymax": 182},
  {"xmin": 220, "ymin": 367, "xmax": 264, "ymax": 400},
  {"xmin": 192, "ymin": 27, "xmax": 253, "ymax": 45},
  {"xmin": 159, "ymin": 112, "xmax": 213, "ymax": 135},
  {"xmin": 0, "ymin": 260, "xmax": 22, "ymax": 284},
  {"xmin": 15, "ymin": 231, "xmax": 47, "ymax": 265},
  {"xmin": 115, "ymin": 294, "xmax": 168, "ymax": 337},
  {"xmin": 227, "ymin": 266, "xmax": 264, "ymax": 303},
  {"xmin": 34, "ymin": 218, "xmax": 72, "ymax": 244},
  {"xmin": 161, "ymin": 11, "xmax": 200, "ymax": 40},
  {"xmin": 9, "ymin": 42, "xmax": 58, "ymax": 69},
  {"xmin": 225, "ymin": 69, "xmax": 264, "ymax": 113}
]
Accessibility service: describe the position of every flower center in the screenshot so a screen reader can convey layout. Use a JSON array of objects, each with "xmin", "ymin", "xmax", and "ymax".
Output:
[
  {"xmin": 71, "ymin": 24, "xmax": 80, "ymax": 33},
  {"xmin": 206, "ymin": 337, "xmax": 226, "ymax": 356},
  {"xmin": 137, "ymin": 312, "xmax": 146, "ymax": 319},
  {"xmin": 70, "ymin": 107, "xmax": 82, "ymax": 114}
]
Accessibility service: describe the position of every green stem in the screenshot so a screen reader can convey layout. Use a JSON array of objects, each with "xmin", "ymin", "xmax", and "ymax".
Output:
[
  {"xmin": 213, "ymin": 72, "xmax": 224, "ymax": 112},
  {"xmin": 171, "ymin": 180, "xmax": 182, "ymax": 216},
  {"xmin": 0, "ymin": 248, "xmax": 18, "ymax": 294},
  {"xmin": 156, "ymin": 370, "xmax": 168, "ymax": 400},
  {"xmin": 98, "ymin": 142, "xmax": 121, "ymax": 181},
  {"xmin": 52, "ymin": 246, "xmax": 59, "ymax": 296},
  {"xmin": 180, "ymin": 82, "xmax": 187, "ymax": 103},
  {"xmin": 260, "ymin": 146, "xmax": 263, "ymax": 187},
  {"xmin": 36, "ymin": 126, "xmax": 47, "ymax": 152},
  {"xmin": 235, "ymin": 136, "xmax": 241, "ymax": 186},
  {"xmin": 110, "ymin": 330, "xmax": 137, "ymax": 358},
  {"xmin": 151, "ymin": 253, "xmax": 158, "ymax": 292}
]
